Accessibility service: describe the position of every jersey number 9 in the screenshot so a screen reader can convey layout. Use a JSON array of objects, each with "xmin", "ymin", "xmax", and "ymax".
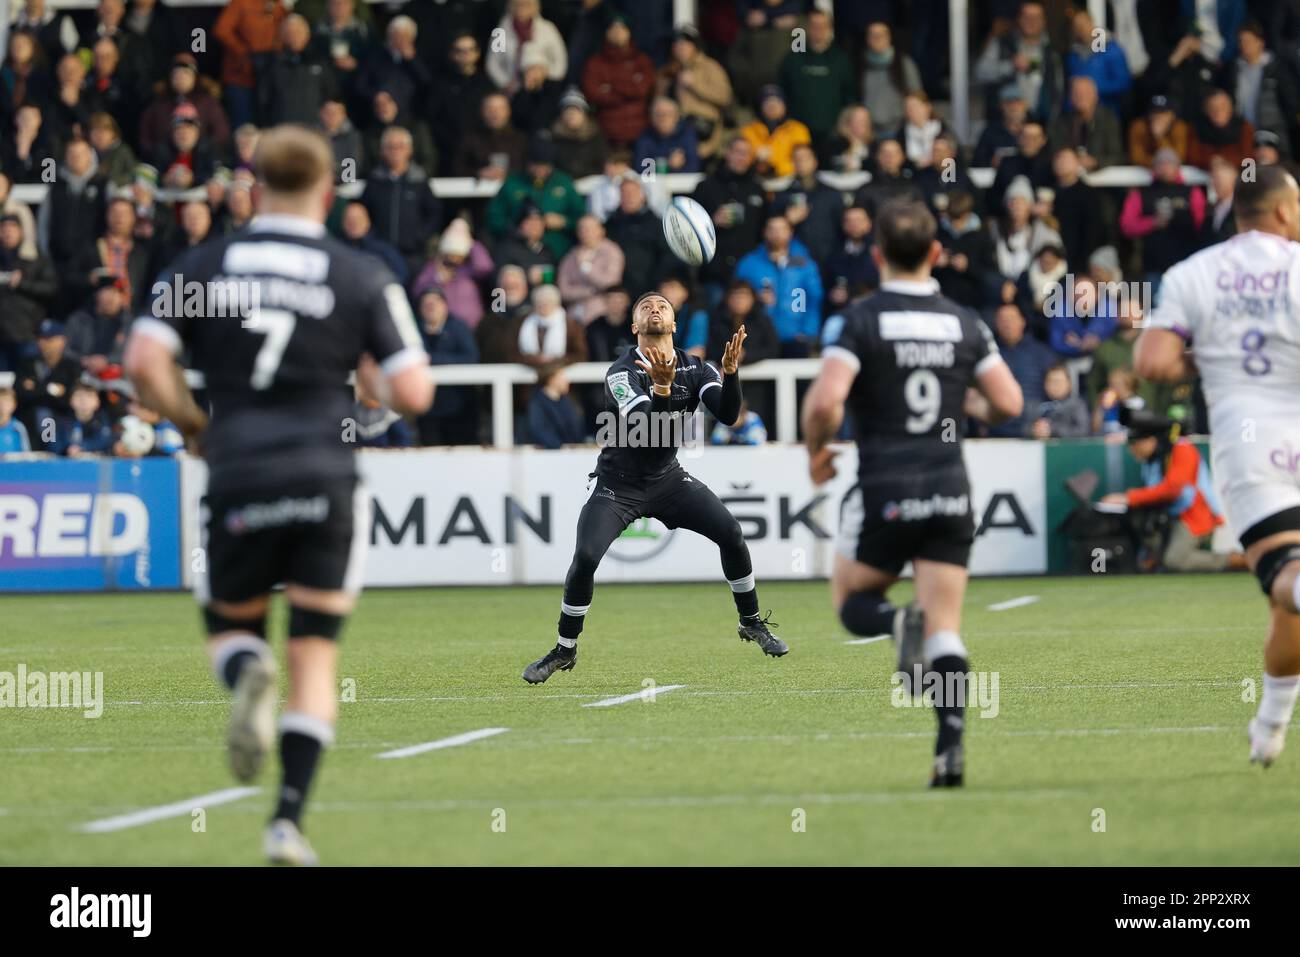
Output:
[{"xmin": 904, "ymin": 369, "xmax": 941, "ymax": 434}]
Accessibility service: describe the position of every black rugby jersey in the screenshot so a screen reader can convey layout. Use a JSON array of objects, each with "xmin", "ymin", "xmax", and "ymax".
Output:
[{"xmin": 133, "ymin": 214, "xmax": 426, "ymax": 492}]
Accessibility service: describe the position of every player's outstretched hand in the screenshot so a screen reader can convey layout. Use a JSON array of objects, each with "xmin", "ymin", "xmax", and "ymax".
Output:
[
  {"xmin": 808, "ymin": 446, "xmax": 838, "ymax": 485},
  {"xmin": 722, "ymin": 325, "xmax": 747, "ymax": 374},
  {"xmin": 636, "ymin": 346, "xmax": 677, "ymax": 390}
]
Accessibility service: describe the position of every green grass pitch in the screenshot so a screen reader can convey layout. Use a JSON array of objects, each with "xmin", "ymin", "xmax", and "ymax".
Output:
[{"xmin": 1, "ymin": 573, "xmax": 1294, "ymax": 866}]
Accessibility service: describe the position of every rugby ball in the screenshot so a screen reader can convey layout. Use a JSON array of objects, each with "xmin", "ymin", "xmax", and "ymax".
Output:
[
  {"xmin": 663, "ymin": 196, "xmax": 716, "ymax": 266},
  {"xmin": 118, "ymin": 415, "xmax": 156, "ymax": 456}
]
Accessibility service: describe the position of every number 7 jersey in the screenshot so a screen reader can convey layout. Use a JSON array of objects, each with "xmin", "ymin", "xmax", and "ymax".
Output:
[
  {"xmin": 132, "ymin": 214, "xmax": 427, "ymax": 494},
  {"xmin": 821, "ymin": 278, "xmax": 1003, "ymax": 476}
]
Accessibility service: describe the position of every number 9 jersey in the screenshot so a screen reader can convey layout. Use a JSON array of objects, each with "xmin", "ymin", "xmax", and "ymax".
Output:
[
  {"xmin": 1149, "ymin": 231, "xmax": 1300, "ymax": 535},
  {"xmin": 820, "ymin": 278, "xmax": 1004, "ymax": 573}
]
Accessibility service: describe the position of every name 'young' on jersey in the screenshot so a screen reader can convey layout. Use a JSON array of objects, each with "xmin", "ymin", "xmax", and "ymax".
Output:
[
  {"xmin": 132, "ymin": 215, "xmax": 426, "ymax": 493},
  {"xmin": 821, "ymin": 278, "xmax": 1001, "ymax": 475}
]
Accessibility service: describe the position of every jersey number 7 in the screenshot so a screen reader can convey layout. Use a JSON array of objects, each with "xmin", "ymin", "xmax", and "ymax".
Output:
[{"xmin": 245, "ymin": 308, "xmax": 298, "ymax": 390}]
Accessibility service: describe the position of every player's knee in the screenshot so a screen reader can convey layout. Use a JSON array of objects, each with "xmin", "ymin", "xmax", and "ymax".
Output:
[
  {"xmin": 288, "ymin": 606, "xmax": 346, "ymax": 641},
  {"xmin": 1256, "ymin": 544, "xmax": 1300, "ymax": 608},
  {"xmin": 571, "ymin": 543, "xmax": 606, "ymax": 573},
  {"xmin": 839, "ymin": 590, "xmax": 889, "ymax": 635},
  {"xmin": 203, "ymin": 605, "xmax": 267, "ymax": 639},
  {"xmin": 718, "ymin": 518, "xmax": 747, "ymax": 554}
]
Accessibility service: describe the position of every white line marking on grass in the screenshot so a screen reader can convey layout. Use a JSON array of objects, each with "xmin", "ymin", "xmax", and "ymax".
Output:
[
  {"xmin": 844, "ymin": 635, "xmax": 891, "ymax": 645},
  {"xmin": 77, "ymin": 786, "xmax": 260, "ymax": 833},
  {"xmin": 375, "ymin": 727, "xmax": 509, "ymax": 759},
  {"xmin": 987, "ymin": 595, "xmax": 1041, "ymax": 611},
  {"xmin": 583, "ymin": 684, "xmax": 685, "ymax": 708}
]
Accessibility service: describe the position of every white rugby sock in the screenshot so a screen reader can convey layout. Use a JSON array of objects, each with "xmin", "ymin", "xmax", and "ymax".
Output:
[
  {"xmin": 1258, "ymin": 673, "xmax": 1300, "ymax": 727},
  {"xmin": 923, "ymin": 630, "xmax": 967, "ymax": 665}
]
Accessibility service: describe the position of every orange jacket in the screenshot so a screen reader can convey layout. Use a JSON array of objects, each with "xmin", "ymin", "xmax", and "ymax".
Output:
[
  {"xmin": 214, "ymin": 0, "xmax": 286, "ymax": 89},
  {"xmin": 1126, "ymin": 440, "xmax": 1223, "ymax": 537}
]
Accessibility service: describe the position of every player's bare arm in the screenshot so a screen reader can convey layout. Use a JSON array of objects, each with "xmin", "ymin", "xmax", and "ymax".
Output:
[
  {"xmin": 357, "ymin": 352, "xmax": 435, "ymax": 415},
  {"xmin": 1134, "ymin": 326, "xmax": 1195, "ymax": 382},
  {"xmin": 964, "ymin": 360, "xmax": 1024, "ymax": 425},
  {"xmin": 123, "ymin": 334, "xmax": 209, "ymax": 438},
  {"xmin": 802, "ymin": 354, "xmax": 854, "ymax": 484}
]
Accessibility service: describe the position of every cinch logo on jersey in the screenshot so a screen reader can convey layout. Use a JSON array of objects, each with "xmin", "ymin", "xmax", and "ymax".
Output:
[
  {"xmin": 893, "ymin": 341, "xmax": 955, "ymax": 368},
  {"xmin": 49, "ymin": 887, "xmax": 151, "ymax": 937},
  {"xmin": 0, "ymin": 665, "xmax": 104, "ymax": 718},
  {"xmin": 224, "ymin": 495, "xmax": 330, "ymax": 535},
  {"xmin": 882, "ymin": 494, "xmax": 969, "ymax": 522},
  {"xmin": 0, "ymin": 489, "xmax": 148, "ymax": 562}
]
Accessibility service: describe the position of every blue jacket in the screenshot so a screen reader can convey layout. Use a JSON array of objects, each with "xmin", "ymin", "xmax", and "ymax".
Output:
[
  {"xmin": 422, "ymin": 316, "xmax": 479, "ymax": 419},
  {"xmin": 633, "ymin": 121, "xmax": 702, "ymax": 175},
  {"xmin": 734, "ymin": 238, "xmax": 823, "ymax": 343},
  {"xmin": 54, "ymin": 413, "xmax": 114, "ymax": 455},
  {"xmin": 1048, "ymin": 296, "xmax": 1118, "ymax": 358},
  {"xmin": 1179, "ymin": 0, "xmax": 1244, "ymax": 65},
  {"xmin": 1066, "ymin": 39, "xmax": 1132, "ymax": 115},
  {"xmin": 528, "ymin": 389, "xmax": 585, "ymax": 449},
  {"xmin": 0, "ymin": 418, "xmax": 30, "ymax": 454},
  {"xmin": 988, "ymin": 332, "xmax": 1056, "ymax": 438}
]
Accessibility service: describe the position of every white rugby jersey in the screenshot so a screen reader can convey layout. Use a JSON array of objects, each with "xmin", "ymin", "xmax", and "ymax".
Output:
[{"xmin": 1150, "ymin": 230, "xmax": 1300, "ymax": 439}]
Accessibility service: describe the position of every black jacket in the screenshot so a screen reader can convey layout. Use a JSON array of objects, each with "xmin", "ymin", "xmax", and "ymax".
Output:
[
  {"xmin": 0, "ymin": 248, "xmax": 56, "ymax": 344},
  {"xmin": 361, "ymin": 165, "xmax": 442, "ymax": 259},
  {"xmin": 692, "ymin": 167, "xmax": 766, "ymax": 284}
]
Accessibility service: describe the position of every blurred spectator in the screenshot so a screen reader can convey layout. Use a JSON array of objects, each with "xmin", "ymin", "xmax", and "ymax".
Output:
[
  {"xmin": 87, "ymin": 113, "xmax": 135, "ymax": 187},
  {"xmin": 853, "ymin": 138, "xmax": 922, "ymax": 216},
  {"xmin": 138, "ymin": 53, "xmax": 230, "ymax": 159},
  {"xmin": 0, "ymin": 213, "xmax": 55, "ymax": 372},
  {"xmin": 486, "ymin": 0, "xmax": 568, "ymax": 95},
  {"xmin": 988, "ymin": 302, "xmax": 1054, "ymax": 439},
  {"xmin": 1087, "ymin": 295, "xmax": 1171, "ymax": 421},
  {"xmin": 659, "ymin": 274, "xmax": 709, "ymax": 355},
  {"xmin": 494, "ymin": 203, "xmax": 556, "ymax": 288},
  {"xmin": 76, "ymin": 197, "xmax": 151, "ymax": 310},
  {"xmin": 558, "ymin": 214, "xmax": 625, "ymax": 326},
  {"xmin": 705, "ymin": 277, "xmax": 778, "ymax": 427},
  {"xmin": 933, "ymin": 190, "xmax": 996, "ymax": 309},
  {"xmin": 551, "ymin": 88, "xmax": 609, "ymax": 180},
  {"xmin": 604, "ymin": 175, "xmax": 671, "ymax": 299},
  {"xmin": 1254, "ymin": 128, "xmax": 1284, "ymax": 167},
  {"xmin": 583, "ymin": 285, "xmax": 635, "ymax": 361},
  {"xmin": 455, "ymin": 92, "xmax": 528, "ymax": 180},
  {"xmin": 53, "ymin": 381, "xmax": 114, "ymax": 456},
  {"xmin": 1048, "ymin": 275, "xmax": 1117, "ymax": 359},
  {"xmin": 973, "ymin": 86, "xmax": 1028, "ymax": 170},
  {"xmin": 1050, "ymin": 146, "xmax": 1106, "ymax": 271},
  {"xmin": 734, "ymin": 215, "xmax": 822, "ymax": 357},
  {"xmin": 156, "ymin": 200, "xmax": 212, "ymax": 269},
  {"xmin": 1, "ymin": 31, "xmax": 52, "ymax": 119},
  {"xmin": 313, "ymin": 0, "xmax": 370, "ymax": 91},
  {"xmin": 1128, "ymin": 93, "xmax": 1192, "ymax": 167},
  {"xmin": 1188, "ymin": 89, "xmax": 1254, "ymax": 168},
  {"xmin": 219, "ymin": 180, "xmax": 255, "ymax": 235},
  {"xmin": 986, "ymin": 120, "xmax": 1053, "ymax": 216},
  {"xmin": 415, "ymin": 287, "xmax": 479, "ymax": 446},
  {"xmin": 990, "ymin": 175, "xmax": 1062, "ymax": 284},
  {"xmin": 1119, "ymin": 147, "xmax": 1205, "ymax": 290},
  {"xmin": 363, "ymin": 89, "xmax": 437, "ymax": 176},
  {"xmin": 0, "ymin": 173, "xmax": 39, "ymax": 259},
  {"xmin": 1065, "ymin": 8, "xmax": 1132, "ymax": 116},
  {"xmin": 528, "ymin": 362, "xmax": 585, "ymax": 449},
  {"xmin": 487, "ymin": 133, "xmax": 586, "ymax": 258},
  {"xmin": 588, "ymin": 153, "xmax": 669, "ymax": 221},
  {"xmin": 48, "ymin": 54, "xmax": 91, "ymax": 152},
  {"xmin": 901, "ymin": 91, "xmax": 947, "ymax": 169},
  {"xmin": 65, "ymin": 272, "xmax": 130, "ymax": 373},
  {"xmin": 361, "ymin": 126, "xmax": 442, "ymax": 273},
  {"xmin": 582, "ymin": 14, "xmax": 655, "ymax": 148},
  {"xmin": 128, "ymin": 402, "xmax": 184, "ymax": 457},
  {"xmin": 1178, "ymin": 0, "xmax": 1243, "ymax": 67},
  {"xmin": 11, "ymin": 0, "xmax": 79, "ymax": 69},
  {"xmin": 318, "ymin": 98, "xmax": 364, "ymax": 180},
  {"xmin": 152, "ymin": 102, "xmax": 217, "ymax": 190},
  {"xmin": 711, "ymin": 401, "xmax": 767, "ymax": 445},
  {"xmin": 411, "ymin": 218, "xmax": 493, "ymax": 330},
  {"xmin": 353, "ymin": 15, "xmax": 429, "ymax": 123},
  {"xmin": 657, "ymin": 24, "xmax": 732, "ymax": 162},
  {"xmin": 777, "ymin": 9, "xmax": 853, "ymax": 146},
  {"xmin": 428, "ymin": 31, "xmax": 495, "ymax": 175},
  {"xmin": 727, "ymin": 0, "xmax": 803, "ymax": 107},
  {"xmin": 1031, "ymin": 364, "xmax": 1090, "ymax": 439},
  {"xmin": 771, "ymin": 142, "xmax": 842, "ymax": 265},
  {"xmin": 634, "ymin": 96, "xmax": 701, "ymax": 175},
  {"xmin": 824, "ymin": 205, "xmax": 878, "ymax": 310},
  {"xmin": 37, "ymin": 139, "xmax": 106, "ymax": 297},
  {"xmin": 477, "ymin": 264, "xmax": 530, "ymax": 362},
  {"xmin": 213, "ymin": 0, "xmax": 286, "ymax": 129},
  {"xmin": 1202, "ymin": 154, "xmax": 1238, "ymax": 244},
  {"xmin": 339, "ymin": 200, "xmax": 407, "ymax": 284},
  {"xmin": 231, "ymin": 123, "xmax": 260, "ymax": 174},
  {"xmin": 15, "ymin": 319, "xmax": 79, "ymax": 449},
  {"xmin": 517, "ymin": 284, "xmax": 587, "ymax": 367},
  {"xmin": 511, "ymin": 45, "xmax": 565, "ymax": 137},
  {"xmin": 974, "ymin": 1, "xmax": 1061, "ymax": 121},
  {"xmin": 1013, "ymin": 240, "xmax": 1068, "ymax": 333},
  {"xmin": 123, "ymin": 0, "xmax": 181, "ymax": 90},
  {"xmin": 1223, "ymin": 21, "xmax": 1293, "ymax": 153},
  {"xmin": 259, "ymin": 15, "xmax": 336, "ymax": 127},
  {"xmin": 917, "ymin": 132, "xmax": 978, "ymax": 212},
  {"xmin": 741, "ymin": 85, "xmax": 811, "ymax": 178},
  {"xmin": 823, "ymin": 104, "xmax": 874, "ymax": 174},
  {"xmin": 0, "ymin": 386, "xmax": 31, "ymax": 454},
  {"xmin": 861, "ymin": 21, "xmax": 922, "ymax": 138},
  {"xmin": 1, "ymin": 104, "xmax": 54, "ymax": 185},
  {"xmin": 693, "ymin": 136, "xmax": 766, "ymax": 291},
  {"xmin": 1049, "ymin": 76, "xmax": 1124, "ymax": 171}
]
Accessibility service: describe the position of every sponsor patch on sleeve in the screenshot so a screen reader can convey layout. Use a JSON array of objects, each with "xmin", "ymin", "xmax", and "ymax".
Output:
[{"xmin": 607, "ymin": 371, "xmax": 634, "ymax": 407}]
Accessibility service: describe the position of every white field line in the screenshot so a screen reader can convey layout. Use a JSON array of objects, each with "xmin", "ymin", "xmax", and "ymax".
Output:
[
  {"xmin": 77, "ymin": 786, "xmax": 261, "ymax": 833},
  {"xmin": 583, "ymin": 684, "xmax": 686, "ymax": 707},
  {"xmin": 375, "ymin": 727, "xmax": 509, "ymax": 759},
  {"xmin": 987, "ymin": 595, "xmax": 1041, "ymax": 611},
  {"xmin": 844, "ymin": 635, "xmax": 891, "ymax": 645}
]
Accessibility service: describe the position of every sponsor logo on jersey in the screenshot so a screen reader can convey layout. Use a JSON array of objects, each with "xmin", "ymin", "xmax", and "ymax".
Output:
[
  {"xmin": 607, "ymin": 371, "xmax": 634, "ymax": 407},
  {"xmin": 878, "ymin": 311, "xmax": 964, "ymax": 342},
  {"xmin": 224, "ymin": 494, "xmax": 330, "ymax": 535},
  {"xmin": 881, "ymin": 494, "xmax": 970, "ymax": 522}
]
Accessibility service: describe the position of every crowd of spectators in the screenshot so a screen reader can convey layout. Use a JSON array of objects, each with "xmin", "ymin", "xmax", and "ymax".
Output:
[{"xmin": 0, "ymin": 0, "xmax": 1294, "ymax": 453}]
